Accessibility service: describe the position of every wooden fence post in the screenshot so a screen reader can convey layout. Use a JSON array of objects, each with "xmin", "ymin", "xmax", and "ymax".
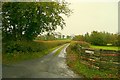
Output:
[{"xmin": 99, "ymin": 49, "xmax": 102, "ymax": 71}]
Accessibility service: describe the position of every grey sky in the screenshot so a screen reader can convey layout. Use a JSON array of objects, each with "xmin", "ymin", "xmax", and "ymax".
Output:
[{"xmin": 56, "ymin": 0, "xmax": 118, "ymax": 35}]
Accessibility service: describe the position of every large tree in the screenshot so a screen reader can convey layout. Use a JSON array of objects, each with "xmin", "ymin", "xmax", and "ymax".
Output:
[
  {"xmin": 2, "ymin": 2, "xmax": 71, "ymax": 41},
  {"xmin": 90, "ymin": 31, "xmax": 107, "ymax": 46}
]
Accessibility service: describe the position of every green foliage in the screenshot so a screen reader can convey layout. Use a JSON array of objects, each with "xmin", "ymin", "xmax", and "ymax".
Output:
[
  {"xmin": 88, "ymin": 31, "xmax": 119, "ymax": 46},
  {"xmin": 36, "ymin": 34, "xmax": 57, "ymax": 40},
  {"xmin": 35, "ymin": 32, "xmax": 71, "ymax": 40},
  {"xmin": 73, "ymin": 31, "xmax": 119, "ymax": 46},
  {"xmin": 72, "ymin": 35, "xmax": 84, "ymax": 41},
  {"xmin": 3, "ymin": 40, "xmax": 70, "ymax": 54},
  {"xmin": 70, "ymin": 41, "xmax": 90, "ymax": 53},
  {"xmin": 84, "ymin": 32, "xmax": 90, "ymax": 42},
  {"xmin": 45, "ymin": 34, "xmax": 56, "ymax": 40},
  {"xmin": 2, "ymin": 2, "xmax": 71, "ymax": 41},
  {"xmin": 3, "ymin": 44, "xmax": 60, "ymax": 65},
  {"xmin": 3, "ymin": 41, "xmax": 46, "ymax": 53},
  {"xmin": 35, "ymin": 35, "xmax": 46, "ymax": 40},
  {"xmin": 66, "ymin": 35, "xmax": 71, "ymax": 39},
  {"xmin": 66, "ymin": 42, "xmax": 119, "ymax": 78},
  {"xmin": 3, "ymin": 40, "xmax": 70, "ymax": 64},
  {"xmin": 90, "ymin": 31, "xmax": 106, "ymax": 46},
  {"xmin": 77, "ymin": 41, "xmax": 90, "ymax": 48}
]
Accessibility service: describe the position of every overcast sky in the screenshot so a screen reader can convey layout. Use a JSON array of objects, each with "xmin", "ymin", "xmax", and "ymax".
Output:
[{"xmin": 56, "ymin": 0, "xmax": 118, "ymax": 35}]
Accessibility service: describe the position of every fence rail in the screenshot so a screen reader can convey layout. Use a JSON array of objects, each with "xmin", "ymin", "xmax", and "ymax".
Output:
[{"xmin": 79, "ymin": 47, "xmax": 120, "ymax": 71}]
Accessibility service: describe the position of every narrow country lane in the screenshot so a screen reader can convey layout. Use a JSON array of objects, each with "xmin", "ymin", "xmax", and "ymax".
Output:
[{"xmin": 3, "ymin": 43, "xmax": 81, "ymax": 78}]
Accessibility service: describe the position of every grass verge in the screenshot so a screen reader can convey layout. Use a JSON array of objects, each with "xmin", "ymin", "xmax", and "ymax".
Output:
[
  {"xmin": 2, "ymin": 45, "xmax": 60, "ymax": 65},
  {"xmin": 3, "ymin": 40, "xmax": 70, "ymax": 65},
  {"xmin": 66, "ymin": 42, "xmax": 119, "ymax": 78}
]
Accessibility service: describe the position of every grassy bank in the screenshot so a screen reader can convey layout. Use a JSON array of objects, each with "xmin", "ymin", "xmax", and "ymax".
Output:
[
  {"xmin": 66, "ymin": 41, "xmax": 119, "ymax": 78},
  {"xmin": 3, "ymin": 40, "xmax": 70, "ymax": 64},
  {"xmin": 90, "ymin": 45, "xmax": 119, "ymax": 51}
]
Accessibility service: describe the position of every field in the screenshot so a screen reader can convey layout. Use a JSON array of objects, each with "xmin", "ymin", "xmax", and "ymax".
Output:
[
  {"xmin": 3, "ymin": 40, "xmax": 70, "ymax": 64},
  {"xmin": 90, "ymin": 45, "xmax": 119, "ymax": 51}
]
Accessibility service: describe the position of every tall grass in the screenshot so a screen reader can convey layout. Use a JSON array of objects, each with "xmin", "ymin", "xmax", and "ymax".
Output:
[{"xmin": 3, "ymin": 40, "xmax": 70, "ymax": 64}]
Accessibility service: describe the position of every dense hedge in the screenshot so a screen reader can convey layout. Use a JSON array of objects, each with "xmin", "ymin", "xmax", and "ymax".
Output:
[
  {"xmin": 3, "ymin": 40, "xmax": 70, "ymax": 54},
  {"xmin": 3, "ymin": 41, "xmax": 45, "ymax": 53}
]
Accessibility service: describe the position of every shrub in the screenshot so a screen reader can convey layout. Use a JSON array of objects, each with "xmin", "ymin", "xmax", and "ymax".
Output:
[
  {"xmin": 3, "ymin": 40, "xmax": 70, "ymax": 54},
  {"xmin": 3, "ymin": 41, "xmax": 46, "ymax": 53},
  {"xmin": 69, "ymin": 41, "xmax": 90, "ymax": 53},
  {"xmin": 77, "ymin": 41, "xmax": 90, "ymax": 48}
]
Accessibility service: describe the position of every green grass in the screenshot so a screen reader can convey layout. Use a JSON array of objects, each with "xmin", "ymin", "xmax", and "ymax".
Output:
[
  {"xmin": 73, "ymin": 60, "xmax": 118, "ymax": 78},
  {"xmin": 66, "ymin": 42, "xmax": 119, "ymax": 78},
  {"xmin": 3, "ymin": 45, "xmax": 60, "ymax": 65},
  {"xmin": 74, "ymin": 61, "xmax": 106, "ymax": 78},
  {"xmin": 3, "ymin": 40, "xmax": 70, "ymax": 65},
  {"xmin": 90, "ymin": 45, "xmax": 119, "ymax": 51}
]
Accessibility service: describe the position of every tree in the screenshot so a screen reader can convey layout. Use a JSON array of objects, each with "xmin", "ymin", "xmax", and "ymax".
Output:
[
  {"xmin": 89, "ymin": 31, "xmax": 118, "ymax": 46},
  {"xmin": 72, "ymin": 31, "xmax": 118, "ymax": 46},
  {"xmin": 84, "ymin": 32, "xmax": 90, "ymax": 42},
  {"xmin": 90, "ymin": 31, "xmax": 106, "ymax": 46},
  {"xmin": 110, "ymin": 34, "xmax": 118, "ymax": 46},
  {"xmin": 73, "ymin": 35, "xmax": 84, "ymax": 41},
  {"xmin": 66, "ymin": 35, "xmax": 71, "ymax": 39},
  {"xmin": 45, "ymin": 33, "xmax": 56, "ymax": 40},
  {"xmin": 2, "ymin": 2, "xmax": 71, "ymax": 41}
]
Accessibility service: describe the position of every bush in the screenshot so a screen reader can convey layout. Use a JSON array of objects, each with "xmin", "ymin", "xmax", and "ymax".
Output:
[
  {"xmin": 70, "ymin": 41, "xmax": 90, "ymax": 53},
  {"xmin": 3, "ymin": 41, "xmax": 46, "ymax": 53},
  {"xmin": 77, "ymin": 41, "xmax": 90, "ymax": 48}
]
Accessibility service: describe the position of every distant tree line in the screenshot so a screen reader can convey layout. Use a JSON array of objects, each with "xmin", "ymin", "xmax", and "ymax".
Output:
[
  {"xmin": 73, "ymin": 31, "xmax": 119, "ymax": 46},
  {"xmin": 35, "ymin": 32, "xmax": 71, "ymax": 40}
]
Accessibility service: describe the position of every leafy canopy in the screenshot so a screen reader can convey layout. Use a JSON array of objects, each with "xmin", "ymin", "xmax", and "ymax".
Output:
[{"xmin": 2, "ymin": 2, "xmax": 71, "ymax": 41}]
